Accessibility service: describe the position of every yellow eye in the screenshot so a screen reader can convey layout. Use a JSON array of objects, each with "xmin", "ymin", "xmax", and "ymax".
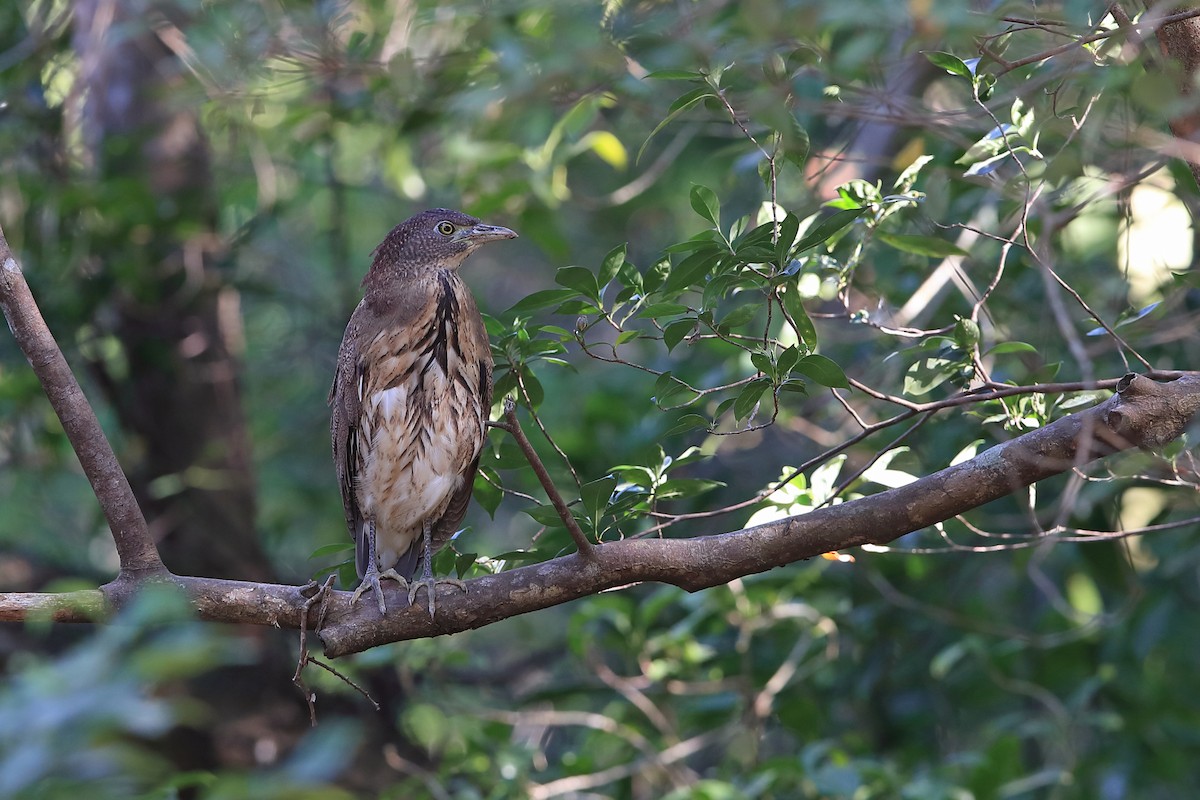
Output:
[{"xmin": 436, "ymin": 221, "xmax": 455, "ymax": 236}]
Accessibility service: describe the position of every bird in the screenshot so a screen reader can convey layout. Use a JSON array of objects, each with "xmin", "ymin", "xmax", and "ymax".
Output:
[{"xmin": 329, "ymin": 208, "xmax": 516, "ymax": 616}]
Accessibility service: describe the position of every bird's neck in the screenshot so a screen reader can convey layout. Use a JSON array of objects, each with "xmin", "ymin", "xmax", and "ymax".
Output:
[{"xmin": 362, "ymin": 265, "xmax": 462, "ymax": 315}]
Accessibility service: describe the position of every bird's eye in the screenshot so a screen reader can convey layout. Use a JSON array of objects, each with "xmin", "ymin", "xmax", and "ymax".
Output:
[{"xmin": 436, "ymin": 221, "xmax": 455, "ymax": 236}]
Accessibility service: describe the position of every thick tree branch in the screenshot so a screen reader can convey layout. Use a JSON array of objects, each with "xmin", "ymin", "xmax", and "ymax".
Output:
[
  {"xmin": 0, "ymin": 374, "xmax": 1196, "ymax": 655},
  {"xmin": 0, "ymin": 224, "xmax": 164, "ymax": 577},
  {"xmin": 317, "ymin": 372, "xmax": 1200, "ymax": 656}
]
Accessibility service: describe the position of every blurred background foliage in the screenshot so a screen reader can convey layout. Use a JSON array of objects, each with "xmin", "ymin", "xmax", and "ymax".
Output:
[{"xmin": 2, "ymin": 0, "xmax": 1200, "ymax": 797}]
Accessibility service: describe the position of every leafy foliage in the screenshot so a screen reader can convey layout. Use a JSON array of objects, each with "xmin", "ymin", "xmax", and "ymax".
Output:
[{"xmin": 2, "ymin": 0, "xmax": 1200, "ymax": 797}]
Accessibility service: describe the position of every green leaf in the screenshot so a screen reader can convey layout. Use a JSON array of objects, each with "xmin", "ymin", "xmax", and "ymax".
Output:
[
  {"xmin": 614, "ymin": 330, "xmax": 641, "ymax": 345},
  {"xmin": 654, "ymin": 371, "xmax": 698, "ymax": 409},
  {"xmin": 309, "ymin": 542, "xmax": 354, "ymax": 559},
  {"xmin": 655, "ymin": 478, "xmax": 726, "ymax": 500},
  {"xmin": 520, "ymin": 370, "xmax": 545, "ymax": 407},
  {"xmin": 795, "ymin": 354, "xmax": 848, "ymax": 388},
  {"xmin": 473, "ymin": 467, "xmax": 503, "ymax": 518},
  {"xmin": 875, "ymin": 231, "xmax": 967, "ymax": 258},
  {"xmin": 643, "ymin": 257, "xmax": 671, "ymax": 294},
  {"xmin": 775, "ymin": 213, "xmax": 800, "ymax": 266},
  {"xmin": 894, "ymin": 154, "xmax": 935, "ymax": 192},
  {"xmin": 524, "ymin": 503, "xmax": 570, "ymax": 528},
  {"xmin": 986, "ymin": 341, "xmax": 1038, "ymax": 356},
  {"xmin": 793, "ymin": 207, "xmax": 865, "ymax": 255},
  {"xmin": 662, "ymin": 250, "xmax": 721, "ymax": 295},
  {"xmin": 783, "ymin": 115, "xmax": 810, "ymax": 169},
  {"xmin": 581, "ymin": 474, "xmax": 617, "ymax": 524},
  {"xmin": 644, "ymin": 69, "xmax": 704, "ymax": 80},
  {"xmin": 924, "ymin": 51, "xmax": 974, "ymax": 80},
  {"xmin": 904, "ymin": 356, "xmax": 958, "ymax": 396},
  {"xmin": 734, "ymin": 220, "xmax": 777, "ymax": 252},
  {"xmin": 638, "ymin": 87, "xmax": 714, "ymax": 162},
  {"xmin": 690, "ymin": 184, "xmax": 721, "ymax": 227},
  {"xmin": 555, "ymin": 266, "xmax": 601, "ymax": 301},
  {"xmin": 733, "ymin": 378, "xmax": 771, "ymax": 421},
  {"xmin": 598, "ymin": 243, "xmax": 627, "ymax": 289},
  {"xmin": 665, "ymin": 413, "xmax": 710, "ymax": 436},
  {"xmin": 554, "ymin": 300, "xmax": 602, "ymax": 315},
  {"xmin": 750, "ymin": 352, "xmax": 773, "ymax": 376},
  {"xmin": 665, "ymin": 232, "xmax": 724, "ymax": 253},
  {"xmin": 778, "ymin": 345, "xmax": 800, "ymax": 374},
  {"xmin": 717, "ymin": 303, "xmax": 759, "ymax": 330},
  {"xmin": 535, "ymin": 324, "xmax": 575, "ymax": 340},
  {"xmin": 663, "ymin": 319, "xmax": 695, "ymax": 352},
  {"xmin": 611, "ymin": 463, "xmax": 658, "ymax": 487},
  {"xmin": 639, "ymin": 302, "xmax": 690, "ymax": 318},
  {"xmin": 454, "ymin": 551, "xmax": 478, "ymax": 579},
  {"xmin": 505, "ymin": 288, "xmax": 579, "ymax": 316},
  {"xmin": 778, "ymin": 284, "xmax": 817, "ymax": 347}
]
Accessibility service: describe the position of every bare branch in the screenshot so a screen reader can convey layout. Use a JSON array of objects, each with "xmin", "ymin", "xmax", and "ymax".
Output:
[
  {"xmin": 0, "ymin": 590, "xmax": 107, "ymax": 622},
  {"xmin": 493, "ymin": 400, "xmax": 597, "ymax": 559},
  {"xmin": 0, "ymin": 225, "xmax": 164, "ymax": 577}
]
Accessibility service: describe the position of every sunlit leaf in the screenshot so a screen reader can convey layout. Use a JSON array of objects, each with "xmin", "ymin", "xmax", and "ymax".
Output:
[
  {"xmin": 986, "ymin": 341, "xmax": 1038, "ymax": 355},
  {"xmin": 586, "ymin": 130, "xmax": 628, "ymax": 170},
  {"xmin": 924, "ymin": 50, "xmax": 974, "ymax": 80},
  {"xmin": 597, "ymin": 243, "xmax": 627, "ymax": 289},
  {"xmin": 778, "ymin": 284, "xmax": 817, "ymax": 347},
  {"xmin": 875, "ymin": 231, "xmax": 967, "ymax": 258}
]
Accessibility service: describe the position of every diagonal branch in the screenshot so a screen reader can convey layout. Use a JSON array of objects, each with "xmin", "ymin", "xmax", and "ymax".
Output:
[
  {"xmin": 493, "ymin": 400, "xmax": 596, "ymax": 559},
  {"xmin": 0, "ymin": 374, "xmax": 1197, "ymax": 657},
  {"xmin": 0, "ymin": 224, "xmax": 164, "ymax": 577}
]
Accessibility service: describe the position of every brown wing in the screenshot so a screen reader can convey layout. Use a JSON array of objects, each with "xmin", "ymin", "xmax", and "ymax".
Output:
[
  {"xmin": 428, "ymin": 296, "xmax": 494, "ymax": 559},
  {"xmin": 329, "ymin": 301, "xmax": 370, "ymax": 577}
]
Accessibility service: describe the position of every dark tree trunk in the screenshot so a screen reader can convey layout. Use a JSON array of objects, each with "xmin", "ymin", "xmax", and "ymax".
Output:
[{"xmin": 72, "ymin": 0, "xmax": 272, "ymax": 582}]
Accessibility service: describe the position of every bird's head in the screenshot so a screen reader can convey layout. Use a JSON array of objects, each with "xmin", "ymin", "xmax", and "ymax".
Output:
[{"xmin": 367, "ymin": 208, "xmax": 517, "ymax": 283}]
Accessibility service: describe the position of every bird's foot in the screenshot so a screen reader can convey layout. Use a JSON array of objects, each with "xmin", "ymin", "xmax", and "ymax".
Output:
[
  {"xmin": 350, "ymin": 568, "xmax": 409, "ymax": 615},
  {"xmin": 407, "ymin": 576, "xmax": 467, "ymax": 618}
]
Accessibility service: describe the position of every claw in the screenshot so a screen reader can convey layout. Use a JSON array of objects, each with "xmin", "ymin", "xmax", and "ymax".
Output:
[
  {"xmin": 407, "ymin": 576, "xmax": 467, "ymax": 618},
  {"xmin": 351, "ymin": 567, "xmax": 408, "ymax": 615}
]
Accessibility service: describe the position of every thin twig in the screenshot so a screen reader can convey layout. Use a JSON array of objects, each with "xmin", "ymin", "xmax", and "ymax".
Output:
[
  {"xmin": 993, "ymin": 7, "xmax": 1200, "ymax": 76},
  {"xmin": 517, "ymin": 370, "xmax": 582, "ymax": 490},
  {"xmin": 496, "ymin": 399, "xmax": 596, "ymax": 559},
  {"xmin": 292, "ymin": 575, "xmax": 378, "ymax": 722}
]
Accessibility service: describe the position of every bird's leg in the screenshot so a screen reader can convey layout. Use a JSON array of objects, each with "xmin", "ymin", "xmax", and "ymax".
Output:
[
  {"xmin": 350, "ymin": 518, "xmax": 409, "ymax": 615},
  {"xmin": 407, "ymin": 519, "xmax": 466, "ymax": 618}
]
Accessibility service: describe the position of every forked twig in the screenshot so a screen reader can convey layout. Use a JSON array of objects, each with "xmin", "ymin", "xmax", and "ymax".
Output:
[{"xmin": 292, "ymin": 575, "xmax": 379, "ymax": 723}]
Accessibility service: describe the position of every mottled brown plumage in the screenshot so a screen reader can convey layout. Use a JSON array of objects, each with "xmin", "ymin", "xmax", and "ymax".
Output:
[{"xmin": 329, "ymin": 209, "xmax": 516, "ymax": 615}]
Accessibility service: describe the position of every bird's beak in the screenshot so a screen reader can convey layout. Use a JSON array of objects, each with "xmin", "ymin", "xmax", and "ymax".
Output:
[{"xmin": 463, "ymin": 223, "xmax": 518, "ymax": 243}]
